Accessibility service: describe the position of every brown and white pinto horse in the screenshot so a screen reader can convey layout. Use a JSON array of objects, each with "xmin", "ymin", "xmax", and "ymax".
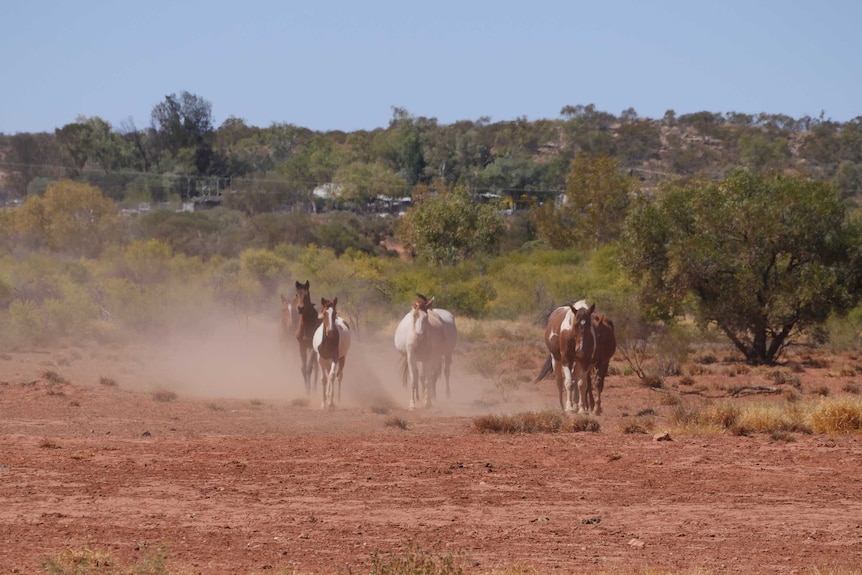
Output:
[
  {"xmin": 289, "ymin": 280, "xmax": 320, "ymax": 395},
  {"xmin": 534, "ymin": 300, "xmax": 597, "ymax": 413},
  {"xmin": 313, "ymin": 297, "xmax": 351, "ymax": 409},
  {"xmin": 394, "ymin": 294, "xmax": 457, "ymax": 409}
]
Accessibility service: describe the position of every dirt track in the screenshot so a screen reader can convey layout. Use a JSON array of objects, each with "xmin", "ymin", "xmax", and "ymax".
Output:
[{"xmin": 1, "ymin": 323, "xmax": 861, "ymax": 574}]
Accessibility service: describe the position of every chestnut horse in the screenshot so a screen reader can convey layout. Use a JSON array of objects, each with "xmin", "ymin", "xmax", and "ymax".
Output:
[
  {"xmin": 533, "ymin": 300, "xmax": 596, "ymax": 413},
  {"xmin": 394, "ymin": 294, "xmax": 457, "ymax": 409},
  {"xmin": 288, "ymin": 280, "xmax": 320, "ymax": 395},
  {"xmin": 313, "ymin": 297, "xmax": 351, "ymax": 409},
  {"xmin": 586, "ymin": 312, "xmax": 616, "ymax": 415}
]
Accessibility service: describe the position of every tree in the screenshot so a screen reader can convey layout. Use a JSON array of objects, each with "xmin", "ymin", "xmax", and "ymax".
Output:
[
  {"xmin": 562, "ymin": 153, "xmax": 634, "ymax": 250},
  {"xmin": 14, "ymin": 180, "xmax": 121, "ymax": 257},
  {"xmin": 150, "ymin": 91, "xmax": 216, "ymax": 177},
  {"xmin": 332, "ymin": 161, "xmax": 407, "ymax": 208},
  {"xmin": 397, "ymin": 186, "xmax": 504, "ymax": 266},
  {"xmin": 621, "ymin": 169, "xmax": 862, "ymax": 364}
]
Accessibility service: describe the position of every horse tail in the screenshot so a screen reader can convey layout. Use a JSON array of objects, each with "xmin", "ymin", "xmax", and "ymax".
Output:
[{"xmin": 533, "ymin": 354, "xmax": 553, "ymax": 384}]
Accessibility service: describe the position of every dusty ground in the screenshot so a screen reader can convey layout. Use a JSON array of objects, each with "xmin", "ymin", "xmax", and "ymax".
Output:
[{"xmin": 1, "ymin": 319, "xmax": 861, "ymax": 574}]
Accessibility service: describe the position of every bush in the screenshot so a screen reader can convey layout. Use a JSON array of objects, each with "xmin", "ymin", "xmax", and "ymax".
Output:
[{"xmin": 809, "ymin": 398, "xmax": 862, "ymax": 433}]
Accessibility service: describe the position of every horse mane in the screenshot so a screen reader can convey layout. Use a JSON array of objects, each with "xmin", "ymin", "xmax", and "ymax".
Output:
[{"xmin": 593, "ymin": 312, "xmax": 614, "ymax": 328}]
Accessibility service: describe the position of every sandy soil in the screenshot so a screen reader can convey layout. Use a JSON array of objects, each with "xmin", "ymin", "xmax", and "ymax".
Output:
[{"xmin": 1, "ymin": 319, "xmax": 861, "ymax": 574}]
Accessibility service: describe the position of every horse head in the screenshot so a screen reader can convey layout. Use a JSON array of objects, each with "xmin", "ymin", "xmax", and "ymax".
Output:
[
  {"xmin": 567, "ymin": 301, "xmax": 595, "ymax": 355},
  {"xmin": 319, "ymin": 297, "xmax": 339, "ymax": 337},
  {"xmin": 412, "ymin": 294, "xmax": 435, "ymax": 335},
  {"xmin": 294, "ymin": 280, "xmax": 312, "ymax": 311}
]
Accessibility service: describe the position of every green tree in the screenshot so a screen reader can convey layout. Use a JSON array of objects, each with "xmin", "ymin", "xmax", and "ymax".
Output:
[
  {"xmin": 397, "ymin": 186, "xmax": 504, "ymax": 266},
  {"xmin": 55, "ymin": 121, "xmax": 92, "ymax": 176},
  {"xmin": 621, "ymin": 169, "xmax": 862, "ymax": 364},
  {"xmin": 332, "ymin": 161, "xmax": 407, "ymax": 208},
  {"xmin": 563, "ymin": 152, "xmax": 634, "ymax": 250}
]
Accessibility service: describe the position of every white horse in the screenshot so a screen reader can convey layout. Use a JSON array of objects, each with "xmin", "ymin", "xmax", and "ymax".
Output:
[
  {"xmin": 313, "ymin": 297, "xmax": 351, "ymax": 409},
  {"xmin": 394, "ymin": 294, "xmax": 457, "ymax": 409}
]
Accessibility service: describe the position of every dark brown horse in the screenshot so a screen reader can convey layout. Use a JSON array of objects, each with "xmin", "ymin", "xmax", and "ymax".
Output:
[
  {"xmin": 586, "ymin": 312, "xmax": 616, "ymax": 415},
  {"xmin": 313, "ymin": 297, "xmax": 351, "ymax": 409},
  {"xmin": 533, "ymin": 300, "xmax": 597, "ymax": 413},
  {"xmin": 534, "ymin": 302, "xmax": 616, "ymax": 414},
  {"xmin": 289, "ymin": 280, "xmax": 320, "ymax": 394}
]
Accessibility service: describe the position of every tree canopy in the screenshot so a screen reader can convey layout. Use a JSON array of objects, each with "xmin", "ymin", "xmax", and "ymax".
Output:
[{"xmin": 620, "ymin": 169, "xmax": 862, "ymax": 364}]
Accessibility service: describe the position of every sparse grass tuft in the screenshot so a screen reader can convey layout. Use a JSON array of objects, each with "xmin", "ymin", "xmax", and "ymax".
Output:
[
  {"xmin": 291, "ymin": 397, "xmax": 310, "ymax": 408},
  {"xmin": 43, "ymin": 547, "xmax": 171, "ymax": 575},
  {"xmin": 843, "ymin": 382, "xmax": 860, "ymax": 395},
  {"xmin": 40, "ymin": 438, "xmax": 62, "ymax": 449},
  {"xmin": 42, "ymin": 370, "xmax": 70, "ymax": 385},
  {"xmin": 151, "ymin": 389, "xmax": 178, "ymax": 403},
  {"xmin": 98, "ymin": 376, "xmax": 117, "ymax": 387},
  {"xmin": 812, "ymin": 385, "xmax": 830, "ymax": 397},
  {"xmin": 384, "ymin": 416, "xmax": 409, "ymax": 430},
  {"xmin": 365, "ymin": 545, "xmax": 464, "ymax": 575},
  {"xmin": 622, "ymin": 417, "xmax": 653, "ymax": 434},
  {"xmin": 473, "ymin": 411, "xmax": 562, "ymax": 434}
]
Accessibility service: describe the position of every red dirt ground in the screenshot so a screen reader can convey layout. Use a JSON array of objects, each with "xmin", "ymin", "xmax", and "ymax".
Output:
[{"xmin": 1, "ymin": 320, "xmax": 861, "ymax": 574}]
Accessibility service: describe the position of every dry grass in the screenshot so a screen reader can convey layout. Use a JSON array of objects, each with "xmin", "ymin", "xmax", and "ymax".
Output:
[
  {"xmin": 42, "ymin": 370, "xmax": 70, "ymax": 385},
  {"xmin": 98, "ymin": 376, "xmax": 118, "ymax": 387},
  {"xmin": 151, "ymin": 389, "xmax": 178, "ymax": 403},
  {"xmin": 809, "ymin": 398, "xmax": 862, "ymax": 433},
  {"xmin": 671, "ymin": 397, "xmax": 862, "ymax": 435},
  {"xmin": 384, "ymin": 416, "xmax": 410, "ymax": 430},
  {"xmin": 473, "ymin": 411, "xmax": 599, "ymax": 434}
]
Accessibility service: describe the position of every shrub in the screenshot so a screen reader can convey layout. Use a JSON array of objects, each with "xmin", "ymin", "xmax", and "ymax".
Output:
[{"xmin": 809, "ymin": 398, "xmax": 862, "ymax": 433}]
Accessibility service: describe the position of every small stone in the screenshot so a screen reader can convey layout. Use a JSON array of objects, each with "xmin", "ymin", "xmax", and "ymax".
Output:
[{"xmin": 653, "ymin": 431, "xmax": 672, "ymax": 441}]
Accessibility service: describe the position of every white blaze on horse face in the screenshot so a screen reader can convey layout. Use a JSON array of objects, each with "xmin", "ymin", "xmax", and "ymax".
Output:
[
  {"xmin": 323, "ymin": 306, "xmax": 335, "ymax": 336},
  {"xmin": 413, "ymin": 307, "xmax": 428, "ymax": 336}
]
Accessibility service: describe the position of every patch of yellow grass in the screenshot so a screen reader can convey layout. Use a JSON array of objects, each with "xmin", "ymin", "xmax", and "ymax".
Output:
[{"xmin": 809, "ymin": 397, "xmax": 862, "ymax": 433}]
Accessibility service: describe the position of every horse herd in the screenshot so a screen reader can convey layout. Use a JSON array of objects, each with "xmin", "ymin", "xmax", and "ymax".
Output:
[{"xmin": 281, "ymin": 281, "xmax": 616, "ymax": 414}]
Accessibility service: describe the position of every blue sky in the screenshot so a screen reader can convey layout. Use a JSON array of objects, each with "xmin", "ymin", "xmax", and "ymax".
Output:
[{"xmin": 2, "ymin": 0, "xmax": 860, "ymax": 134}]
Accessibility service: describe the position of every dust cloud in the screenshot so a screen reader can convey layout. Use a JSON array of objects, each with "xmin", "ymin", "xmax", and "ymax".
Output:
[{"xmin": 117, "ymin": 310, "xmax": 533, "ymax": 416}]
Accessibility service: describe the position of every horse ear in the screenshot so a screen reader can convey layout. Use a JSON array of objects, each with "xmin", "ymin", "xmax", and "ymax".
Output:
[
  {"xmin": 295, "ymin": 281, "xmax": 302, "ymax": 290},
  {"xmin": 589, "ymin": 303, "xmax": 596, "ymax": 314},
  {"xmin": 333, "ymin": 297, "xmax": 338, "ymax": 307},
  {"xmin": 427, "ymin": 296, "xmax": 435, "ymax": 308},
  {"xmin": 304, "ymin": 280, "xmax": 310, "ymax": 289},
  {"xmin": 321, "ymin": 297, "xmax": 326, "ymax": 306}
]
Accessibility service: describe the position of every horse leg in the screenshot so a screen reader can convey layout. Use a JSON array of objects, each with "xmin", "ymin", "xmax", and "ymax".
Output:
[
  {"xmin": 319, "ymin": 357, "xmax": 330, "ymax": 409},
  {"xmin": 299, "ymin": 344, "xmax": 311, "ymax": 394},
  {"xmin": 562, "ymin": 362, "xmax": 576, "ymax": 412},
  {"xmin": 336, "ymin": 357, "xmax": 345, "ymax": 404},
  {"xmin": 311, "ymin": 350, "xmax": 320, "ymax": 392},
  {"xmin": 552, "ymin": 358, "xmax": 565, "ymax": 410},
  {"xmin": 593, "ymin": 360, "xmax": 608, "ymax": 415},
  {"xmin": 443, "ymin": 353, "xmax": 452, "ymax": 399},
  {"xmin": 407, "ymin": 351, "xmax": 420, "ymax": 410},
  {"xmin": 575, "ymin": 363, "xmax": 591, "ymax": 414}
]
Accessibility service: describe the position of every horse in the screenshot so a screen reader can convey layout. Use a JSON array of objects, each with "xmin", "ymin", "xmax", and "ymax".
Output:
[
  {"xmin": 313, "ymin": 297, "xmax": 351, "ymax": 409},
  {"xmin": 394, "ymin": 294, "xmax": 457, "ymax": 409},
  {"xmin": 291, "ymin": 280, "xmax": 321, "ymax": 395},
  {"xmin": 586, "ymin": 312, "xmax": 616, "ymax": 415},
  {"xmin": 533, "ymin": 300, "xmax": 597, "ymax": 413},
  {"xmin": 280, "ymin": 293, "xmax": 299, "ymax": 337}
]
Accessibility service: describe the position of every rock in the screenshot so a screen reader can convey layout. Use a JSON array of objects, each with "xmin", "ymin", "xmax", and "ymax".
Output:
[{"xmin": 653, "ymin": 431, "xmax": 672, "ymax": 441}]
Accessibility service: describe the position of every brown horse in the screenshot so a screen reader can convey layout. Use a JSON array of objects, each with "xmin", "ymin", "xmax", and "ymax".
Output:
[
  {"xmin": 586, "ymin": 312, "xmax": 616, "ymax": 415},
  {"xmin": 534, "ymin": 300, "xmax": 617, "ymax": 415},
  {"xmin": 313, "ymin": 297, "xmax": 351, "ymax": 409},
  {"xmin": 289, "ymin": 280, "xmax": 320, "ymax": 395},
  {"xmin": 533, "ymin": 300, "xmax": 596, "ymax": 413}
]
